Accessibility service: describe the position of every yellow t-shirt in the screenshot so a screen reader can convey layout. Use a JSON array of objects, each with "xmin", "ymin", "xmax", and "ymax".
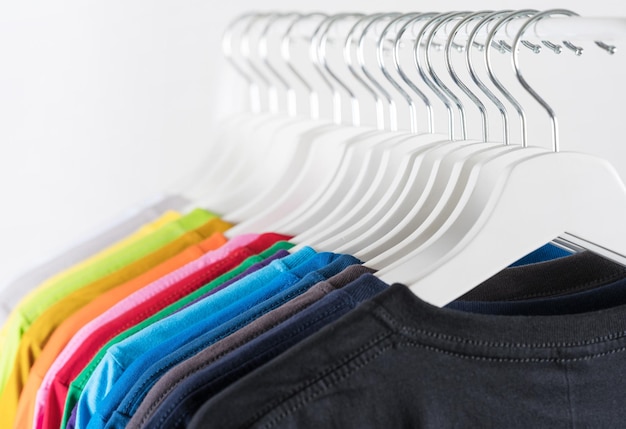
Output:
[
  {"xmin": 0, "ymin": 208, "xmax": 215, "ymax": 397},
  {"xmin": 1, "ymin": 218, "xmax": 232, "ymax": 429}
]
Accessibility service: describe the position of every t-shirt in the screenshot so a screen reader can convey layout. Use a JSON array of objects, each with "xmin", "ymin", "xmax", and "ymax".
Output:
[
  {"xmin": 12, "ymin": 230, "xmax": 229, "ymax": 429},
  {"xmin": 66, "ymin": 233, "xmax": 298, "ymax": 427},
  {"xmin": 49, "ymin": 233, "xmax": 290, "ymax": 429},
  {"xmin": 0, "ymin": 218, "xmax": 232, "ymax": 429},
  {"xmin": 188, "ymin": 276, "xmax": 626, "ymax": 429},
  {"xmin": 508, "ymin": 242, "xmax": 571, "ymax": 266},
  {"xmin": 0, "ymin": 194, "xmax": 189, "ymax": 325},
  {"xmin": 459, "ymin": 250, "xmax": 626, "ymax": 302},
  {"xmin": 93, "ymin": 255, "xmax": 362, "ymax": 429},
  {"xmin": 152, "ymin": 274, "xmax": 389, "ymax": 429},
  {"xmin": 449, "ymin": 275, "xmax": 626, "ymax": 315},
  {"xmin": 0, "ymin": 208, "xmax": 214, "ymax": 398},
  {"xmin": 75, "ymin": 248, "xmax": 323, "ymax": 429},
  {"xmin": 126, "ymin": 265, "xmax": 376, "ymax": 429}
]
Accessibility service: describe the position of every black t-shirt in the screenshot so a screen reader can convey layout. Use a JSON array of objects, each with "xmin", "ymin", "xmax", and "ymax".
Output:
[{"xmin": 188, "ymin": 256, "xmax": 626, "ymax": 428}]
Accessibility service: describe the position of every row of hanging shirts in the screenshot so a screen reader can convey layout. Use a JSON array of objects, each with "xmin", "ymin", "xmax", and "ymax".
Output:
[{"xmin": 2, "ymin": 8, "xmax": 626, "ymax": 429}]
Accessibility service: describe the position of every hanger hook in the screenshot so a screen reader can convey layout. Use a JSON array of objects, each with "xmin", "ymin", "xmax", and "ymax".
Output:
[
  {"xmin": 393, "ymin": 14, "xmax": 437, "ymax": 133},
  {"xmin": 465, "ymin": 11, "xmax": 517, "ymax": 144},
  {"xmin": 241, "ymin": 13, "xmax": 280, "ymax": 114},
  {"xmin": 446, "ymin": 11, "xmax": 494, "ymax": 142},
  {"xmin": 310, "ymin": 15, "xmax": 352, "ymax": 125},
  {"xmin": 413, "ymin": 13, "xmax": 458, "ymax": 140},
  {"xmin": 317, "ymin": 13, "xmax": 366, "ymax": 126},
  {"xmin": 358, "ymin": 13, "xmax": 403, "ymax": 131},
  {"xmin": 511, "ymin": 9, "xmax": 580, "ymax": 152},
  {"xmin": 427, "ymin": 11, "xmax": 472, "ymax": 140},
  {"xmin": 343, "ymin": 14, "xmax": 391, "ymax": 130},
  {"xmin": 378, "ymin": 13, "xmax": 428, "ymax": 133},
  {"xmin": 282, "ymin": 12, "xmax": 329, "ymax": 120},
  {"xmin": 222, "ymin": 12, "xmax": 258, "ymax": 105},
  {"xmin": 486, "ymin": 9, "xmax": 539, "ymax": 148},
  {"xmin": 222, "ymin": 13, "xmax": 272, "ymax": 113},
  {"xmin": 259, "ymin": 13, "xmax": 302, "ymax": 115}
]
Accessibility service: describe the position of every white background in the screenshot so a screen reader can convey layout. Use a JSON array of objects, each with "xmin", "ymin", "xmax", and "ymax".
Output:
[{"xmin": 1, "ymin": 0, "xmax": 626, "ymax": 285}]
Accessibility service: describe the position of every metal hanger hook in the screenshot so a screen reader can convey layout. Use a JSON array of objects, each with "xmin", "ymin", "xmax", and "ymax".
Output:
[
  {"xmin": 485, "ymin": 9, "xmax": 539, "ymax": 147},
  {"xmin": 358, "ymin": 13, "xmax": 403, "ymax": 131},
  {"xmin": 512, "ymin": 9, "xmax": 575, "ymax": 152},
  {"xmin": 259, "ymin": 13, "xmax": 302, "ymax": 115},
  {"xmin": 393, "ymin": 13, "xmax": 439, "ymax": 133},
  {"xmin": 427, "ymin": 11, "xmax": 473, "ymax": 140},
  {"xmin": 413, "ymin": 12, "xmax": 460, "ymax": 140},
  {"xmin": 513, "ymin": 9, "xmax": 618, "ymax": 152},
  {"xmin": 446, "ymin": 11, "xmax": 494, "ymax": 142},
  {"xmin": 222, "ymin": 13, "xmax": 274, "ymax": 113},
  {"xmin": 282, "ymin": 12, "xmax": 329, "ymax": 120},
  {"xmin": 378, "ymin": 13, "xmax": 428, "ymax": 133},
  {"xmin": 317, "ymin": 13, "xmax": 366, "ymax": 126}
]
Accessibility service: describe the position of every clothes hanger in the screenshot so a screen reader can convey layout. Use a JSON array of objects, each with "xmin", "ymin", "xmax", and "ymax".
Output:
[
  {"xmin": 181, "ymin": 13, "xmax": 285, "ymax": 207},
  {"xmin": 256, "ymin": 13, "xmax": 409, "ymax": 234},
  {"xmin": 227, "ymin": 12, "xmax": 435, "ymax": 237},
  {"xmin": 223, "ymin": 12, "xmax": 394, "ymax": 235},
  {"xmin": 377, "ymin": 9, "xmax": 626, "ymax": 306},
  {"xmin": 175, "ymin": 12, "xmax": 270, "ymax": 203},
  {"xmin": 320, "ymin": 11, "xmax": 495, "ymax": 256},
  {"xmin": 267, "ymin": 13, "xmax": 419, "ymax": 236},
  {"xmin": 299, "ymin": 12, "xmax": 464, "ymax": 253},
  {"xmin": 362, "ymin": 10, "xmax": 548, "ymax": 266},
  {"xmin": 273, "ymin": 12, "xmax": 457, "ymax": 236},
  {"xmin": 305, "ymin": 10, "xmax": 535, "ymax": 254},
  {"xmin": 197, "ymin": 12, "xmax": 347, "ymax": 217},
  {"xmin": 288, "ymin": 13, "xmax": 439, "ymax": 249},
  {"xmin": 203, "ymin": 12, "xmax": 332, "ymax": 216}
]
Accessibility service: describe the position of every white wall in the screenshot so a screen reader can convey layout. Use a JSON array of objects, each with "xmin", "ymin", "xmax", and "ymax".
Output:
[{"xmin": 1, "ymin": 0, "xmax": 626, "ymax": 285}]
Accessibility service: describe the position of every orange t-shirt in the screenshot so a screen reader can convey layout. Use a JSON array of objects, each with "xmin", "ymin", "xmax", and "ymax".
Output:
[{"xmin": 9, "ymin": 224, "xmax": 230, "ymax": 429}]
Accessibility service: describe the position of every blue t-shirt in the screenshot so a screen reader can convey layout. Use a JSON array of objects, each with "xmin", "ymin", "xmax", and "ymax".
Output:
[
  {"xmin": 91, "ymin": 254, "xmax": 361, "ymax": 429},
  {"xmin": 75, "ymin": 247, "xmax": 318, "ymax": 429},
  {"xmin": 509, "ymin": 243, "xmax": 571, "ymax": 267}
]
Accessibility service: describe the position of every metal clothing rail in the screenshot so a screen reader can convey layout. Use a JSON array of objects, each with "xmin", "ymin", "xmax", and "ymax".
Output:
[{"xmin": 500, "ymin": 17, "xmax": 626, "ymax": 42}]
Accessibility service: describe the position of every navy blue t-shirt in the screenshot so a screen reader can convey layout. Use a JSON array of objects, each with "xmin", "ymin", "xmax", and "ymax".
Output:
[{"xmin": 142, "ymin": 274, "xmax": 388, "ymax": 429}]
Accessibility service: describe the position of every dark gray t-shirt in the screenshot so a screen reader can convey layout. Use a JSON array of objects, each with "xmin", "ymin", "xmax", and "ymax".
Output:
[{"xmin": 189, "ymin": 266, "xmax": 626, "ymax": 428}]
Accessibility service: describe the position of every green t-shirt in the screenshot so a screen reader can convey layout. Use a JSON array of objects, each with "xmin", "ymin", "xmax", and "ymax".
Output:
[{"xmin": 0, "ymin": 208, "xmax": 215, "ymax": 396}]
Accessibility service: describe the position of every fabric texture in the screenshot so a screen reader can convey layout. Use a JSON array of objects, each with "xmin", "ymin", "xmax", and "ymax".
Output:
[
  {"xmin": 189, "ymin": 278, "xmax": 626, "ymax": 429},
  {"xmin": 0, "ymin": 208, "xmax": 214, "ymax": 399},
  {"xmin": 12, "ymin": 222, "xmax": 230, "ymax": 429},
  {"xmin": 158, "ymin": 274, "xmax": 388, "ymax": 429},
  {"xmin": 127, "ymin": 264, "xmax": 376, "ymax": 429},
  {"xmin": 95, "ymin": 255, "xmax": 361, "ymax": 429},
  {"xmin": 508, "ymin": 243, "xmax": 572, "ymax": 267},
  {"xmin": 0, "ymin": 194, "xmax": 189, "ymax": 326},
  {"xmin": 0, "ymin": 218, "xmax": 232, "ymax": 429},
  {"xmin": 459, "ymin": 251, "xmax": 626, "ymax": 302},
  {"xmin": 77, "ymin": 247, "xmax": 321, "ymax": 429},
  {"xmin": 60, "ymin": 234, "xmax": 291, "ymax": 429}
]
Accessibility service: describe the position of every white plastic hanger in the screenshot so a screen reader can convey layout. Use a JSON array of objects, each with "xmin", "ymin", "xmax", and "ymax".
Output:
[
  {"xmin": 275, "ymin": 12, "xmax": 444, "ymax": 237},
  {"xmin": 297, "ymin": 12, "xmax": 464, "ymax": 252},
  {"xmin": 227, "ymin": 13, "xmax": 432, "ymax": 237},
  {"xmin": 288, "ymin": 13, "xmax": 435, "ymax": 248},
  {"xmin": 224, "ymin": 13, "xmax": 395, "ymax": 236},
  {"xmin": 296, "ymin": 12, "xmax": 463, "ymax": 249},
  {"xmin": 377, "ymin": 9, "xmax": 626, "ymax": 306},
  {"xmin": 364, "ymin": 10, "xmax": 547, "ymax": 266},
  {"xmin": 200, "ymin": 13, "xmax": 345, "ymax": 218},
  {"xmin": 182, "ymin": 13, "xmax": 289, "ymax": 208},
  {"xmin": 319, "ymin": 12, "xmax": 487, "ymax": 256},
  {"xmin": 259, "ymin": 13, "xmax": 402, "ymax": 235}
]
